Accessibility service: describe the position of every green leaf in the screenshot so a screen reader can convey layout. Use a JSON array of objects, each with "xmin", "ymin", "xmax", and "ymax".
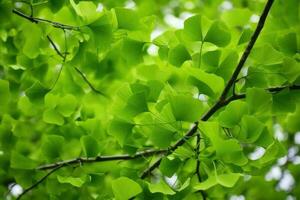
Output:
[
  {"xmin": 202, "ymin": 50, "xmax": 222, "ymax": 68},
  {"xmin": 70, "ymin": 0, "xmax": 101, "ymax": 24},
  {"xmin": 10, "ymin": 151, "xmax": 36, "ymax": 169},
  {"xmin": 168, "ymin": 44, "xmax": 191, "ymax": 67},
  {"xmin": 108, "ymin": 119, "xmax": 134, "ymax": 146},
  {"xmin": 250, "ymin": 44, "xmax": 283, "ymax": 65},
  {"xmin": 112, "ymin": 177, "xmax": 142, "ymax": 200},
  {"xmin": 121, "ymin": 92, "xmax": 148, "ymax": 119},
  {"xmin": 159, "ymin": 157, "xmax": 181, "ymax": 177},
  {"xmin": 246, "ymin": 88, "xmax": 272, "ymax": 115},
  {"xmin": 272, "ymin": 90, "xmax": 296, "ymax": 113},
  {"xmin": 41, "ymin": 135, "xmax": 65, "ymax": 159},
  {"xmin": 277, "ymin": 32, "xmax": 298, "ymax": 55},
  {"xmin": 44, "ymin": 93, "xmax": 59, "ymax": 109},
  {"xmin": 200, "ymin": 122, "xmax": 248, "ymax": 166},
  {"xmin": 22, "ymin": 23, "xmax": 42, "ymax": 59},
  {"xmin": 221, "ymin": 8, "xmax": 252, "ymax": 27},
  {"xmin": 238, "ymin": 115, "xmax": 265, "ymax": 143},
  {"xmin": 183, "ymin": 15, "xmax": 203, "ymax": 41},
  {"xmin": 218, "ymin": 101, "xmax": 248, "ymax": 128},
  {"xmin": 204, "ymin": 21, "xmax": 231, "ymax": 47},
  {"xmin": 57, "ymin": 94, "xmax": 78, "ymax": 117},
  {"xmin": 122, "ymin": 39, "xmax": 145, "ymax": 65},
  {"xmin": 0, "ymin": 80, "xmax": 10, "ymax": 115},
  {"xmin": 169, "ymin": 95, "xmax": 204, "ymax": 122},
  {"xmin": 185, "ymin": 65, "xmax": 224, "ymax": 97},
  {"xmin": 285, "ymin": 106, "xmax": 300, "ymax": 133},
  {"xmin": 256, "ymin": 141, "xmax": 286, "ymax": 166},
  {"xmin": 57, "ymin": 175, "xmax": 85, "ymax": 187},
  {"xmin": 217, "ymin": 173, "xmax": 241, "ymax": 187},
  {"xmin": 49, "ymin": 0, "xmax": 66, "ymax": 12},
  {"xmin": 238, "ymin": 28, "xmax": 253, "ymax": 45},
  {"xmin": 43, "ymin": 108, "xmax": 64, "ymax": 126},
  {"xmin": 25, "ymin": 82, "xmax": 50, "ymax": 103},
  {"xmin": 281, "ymin": 58, "xmax": 300, "ymax": 83},
  {"xmin": 148, "ymin": 180, "xmax": 176, "ymax": 195},
  {"xmin": 194, "ymin": 176, "xmax": 217, "ymax": 190},
  {"xmin": 114, "ymin": 8, "xmax": 140, "ymax": 30},
  {"xmin": 194, "ymin": 173, "xmax": 240, "ymax": 190},
  {"xmin": 80, "ymin": 135, "xmax": 99, "ymax": 157}
]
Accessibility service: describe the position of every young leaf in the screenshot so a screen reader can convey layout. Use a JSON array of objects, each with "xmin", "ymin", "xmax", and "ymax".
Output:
[
  {"xmin": 80, "ymin": 135, "xmax": 99, "ymax": 157},
  {"xmin": 218, "ymin": 101, "xmax": 248, "ymax": 128},
  {"xmin": 112, "ymin": 177, "xmax": 142, "ymax": 200}
]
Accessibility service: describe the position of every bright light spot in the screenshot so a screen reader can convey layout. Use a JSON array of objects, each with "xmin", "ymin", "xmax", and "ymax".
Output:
[
  {"xmin": 124, "ymin": 0, "xmax": 136, "ymax": 9},
  {"xmin": 286, "ymin": 195, "xmax": 296, "ymax": 200},
  {"xmin": 164, "ymin": 14, "xmax": 184, "ymax": 29},
  {"xmin": 193, "ymin": 93, "xmax": 207, "ymax": 102},
  {"xmin": 55, "ymin": 64, "xmax": 62, "ymax": 72},
  {"xmin": 9, "ymin": 184, "xmax": 23, "ymax": 197},
  {"xmin": 288, "ymin": 146, "xmax": 298, "ymax": 158},
  {"xmin": 96, "ymin": 3, "xmax": 104, "ymax": 12},
  {"xmin": 15, "ymin": 2, "xmax": 23, "ymax": 8},
  {"xmin": 0, "ymin": 150, "xmax": 3, "ymax": 155},
  {"xmin": 244, "ymin": 175, "xmax": 251, "ymax": 181},
  {"xmin": 219, "ymin": 1, "xmax": 233, "ymax": 11},
  {"xmin": 230, "ymin": 195, "xmax": 245, "ymax": 200},
  {"xmin": 179, "ymin": 12, "xmax": 194, "ymax": 20},
  {"xmin": 147, "ymin": 44, "xmax": 159, "ymax": 56},
  {"xmin": 249, "ymin": 147, "xmax": 265, "ymax": 160},
  {"xmin": 165, "ymin": 174, "xmax": 178, "ymax": 188},
  {"xmin": 277, "ymin": 156, "xmax": 287, "ymax": 166},
  {"xmin": 241, "ymin": 67, "xmax": 248, "ymax": 77},
  {"xmin": 265, "ymin": 166, "xmax": 282, "ymax": 181},
  {"xmin": 273, "ymin": 124, "xmax": 287, "ymax": 141},
  {"xmin": 250, "ymin": 14, "xmax": 260, "ymax": 23},
  {"xmin": 278, "ymin": 170, "xmax": 295, "ymax": 191},
  {"xmin": 198, "ymin": 94, "xmax": 207, "ymax": 101},
  {"xmin": 294, "ymin": 132, "xmax": 300, "ymax": 144},
  {"xmin": 292, "ymin": 156, "xmax": 300, "ymax": 165},
  {"xmin": 184, "ymin": 2, "xmax": 195, "ymax": 10},
  {"xmin": 151, "ymin": 28, "xmax": 164, "ymax": 41},
  {"xmin": 19, "ymin": 91, "xmax": 25, "ymax": 97}
]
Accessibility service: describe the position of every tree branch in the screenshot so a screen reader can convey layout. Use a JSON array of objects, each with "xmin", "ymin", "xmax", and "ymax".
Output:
[
  {"xmin": 16, "ymin": 165, "xmax": 63, "ymax": 200},
  {"xmin": 219, "ymin": 0, "xmax": 274, "ymax": 101},
  {"xmin": 12, "ymin": 8, "xmax": 80, "ymax": 31},
  {"xmin": 140, "ymin": 0, "xmax": 275, "ymax": 178},
  {"xmin": 37, "ymin": 149, "xmax": 168, "ymax": 170}
]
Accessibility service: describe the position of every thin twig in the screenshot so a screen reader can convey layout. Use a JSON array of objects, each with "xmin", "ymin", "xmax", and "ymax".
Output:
[
  {"xmin": 73, "ymin": 66, "xmax": 107, "ymax": 96},
  {"xmin": 47, "ymin": 35, "xmax": 66, "ymax": 60},
  {"xmin": 37, "ymin": 149, "xmax": 168, "ymax": 170},
  {"xmin": 12, "ymin": 8, "xmax": 80, "ymax": 31},
  {"xmin": 16, "ymin": 165, "xmax": 63, "ymax": 200}
]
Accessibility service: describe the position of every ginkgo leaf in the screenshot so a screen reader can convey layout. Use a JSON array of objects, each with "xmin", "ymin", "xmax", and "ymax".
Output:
[{"xmin": 112, "ymin": 177, "xmax": 142, "ymax": 200}]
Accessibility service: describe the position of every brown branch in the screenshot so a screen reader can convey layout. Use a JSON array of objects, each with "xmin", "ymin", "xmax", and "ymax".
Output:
[
  {"xmin": 140, "ymin": 0, "xmax": 275, "ymax": 178},
  {"xmin": 16, "ymin": 165, "xmax": 63, "ymax": 200},
  {"xmin": 37, "ymin": 149, "xmax": 168, "ymax": 170},
  {"xmin": 12, "ymin": 8, "xmax": 79, "ymax": 31}
]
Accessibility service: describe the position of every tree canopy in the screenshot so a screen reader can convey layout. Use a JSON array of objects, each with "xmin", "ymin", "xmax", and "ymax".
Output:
[{"xmin": 1, "ymin": 0, "xmax": 300, "ymax": 199}]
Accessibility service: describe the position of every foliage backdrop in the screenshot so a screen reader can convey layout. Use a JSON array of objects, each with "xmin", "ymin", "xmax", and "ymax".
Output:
[{"xmin": 0, "ymin": 0, "xmax": 300, "ymax": 199}]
